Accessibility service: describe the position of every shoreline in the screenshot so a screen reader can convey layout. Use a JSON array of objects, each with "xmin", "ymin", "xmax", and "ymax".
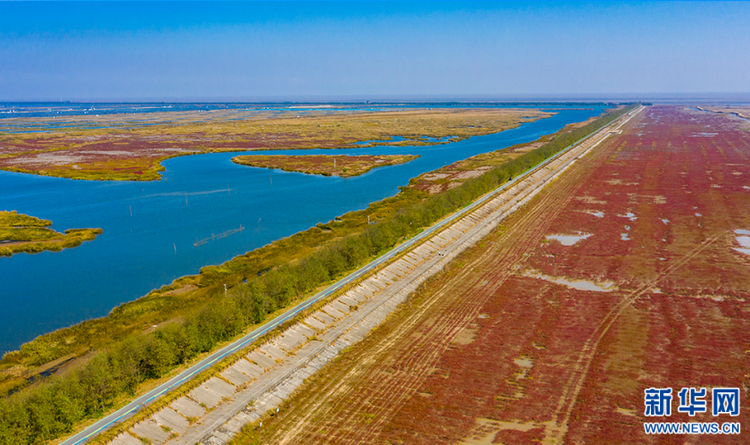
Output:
[
  {"xmin": 0, "ymin": 107, "xmax": 606, "ymax": 375},
  {"xmin": 0, "ymin": 107, "xmax": 551, "ymax": 182},
  {"xmin": 0, "ymin": 110, "xmax": 599, "ymax": 370}
]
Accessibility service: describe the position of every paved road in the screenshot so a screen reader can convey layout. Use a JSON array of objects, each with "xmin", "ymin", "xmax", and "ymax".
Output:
[{"xmin": 61, "ymin": 108, "xmax": 639, "ymax": 445}]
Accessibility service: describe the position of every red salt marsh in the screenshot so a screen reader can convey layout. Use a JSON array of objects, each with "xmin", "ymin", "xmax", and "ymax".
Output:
[{"xmin": 231, "ymin": 106, "xmax": 750, "ymax": 445}]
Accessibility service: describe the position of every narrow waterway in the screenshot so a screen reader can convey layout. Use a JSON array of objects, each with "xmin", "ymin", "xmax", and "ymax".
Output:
[{"xmin": 0, "ymin": 105, "xmax": 604, "ymax": 353}]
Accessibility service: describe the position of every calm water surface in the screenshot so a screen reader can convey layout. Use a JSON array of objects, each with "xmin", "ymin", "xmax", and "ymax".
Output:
[{"xmin": 0, "ymin": 105, "xmax": 604, "ymax": 353}]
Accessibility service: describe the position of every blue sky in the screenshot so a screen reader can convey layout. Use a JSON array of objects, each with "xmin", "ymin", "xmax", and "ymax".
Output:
[{"xmin": 1, "ymin": 1, "xmax": 748, "ymax": 101}]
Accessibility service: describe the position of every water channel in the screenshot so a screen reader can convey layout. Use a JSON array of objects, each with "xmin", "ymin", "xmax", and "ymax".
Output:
[{"xmin": 0, "ymin": 104, "xmax": 605, "ymax": 353}]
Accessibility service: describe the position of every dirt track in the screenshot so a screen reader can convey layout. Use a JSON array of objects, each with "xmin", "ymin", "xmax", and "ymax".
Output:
[{"xmin": 232, "ymin": 106, "xmax": 750, "ymax": 445}]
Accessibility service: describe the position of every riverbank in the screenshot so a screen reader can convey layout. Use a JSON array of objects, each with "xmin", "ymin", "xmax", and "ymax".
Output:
[
  {"xmin": 0, "ymin": 105, "xmax": 636, "ymax": 445},
  {"xmin": 232, "ymin": 154, "xmax": 419, "ymax": 177},
  {"xmin": 0, "ymin": 109, "xmax": 611, "ymax": 374},
  {"xmin": 0, "ymin": 108, "xmax": 549, "ymax": 181},
  {"xmin": 0, "ymin": 107, "xmax": 624, "ymax": 389},
  {"xmin": 0, "ymin": 211, "xmax": 102, "ymax": 257}
]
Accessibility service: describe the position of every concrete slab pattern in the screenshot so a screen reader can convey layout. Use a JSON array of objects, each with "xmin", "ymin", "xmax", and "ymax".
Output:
[
  {"xmin": 153, "ymin": 408, "xmax": 189, "ymax": 432},
  {"xmin": 204, "ymin": 377, "xmax": 236, "ymax": 398},
  {"xmin": 359, "ymin": 282, "xmax": 379, "ymax": 294},
  {"xmin": 322, "ymin": 305, "xmax": 345, "ymax": 319},
  {"xmin": 261, "ymin": 344, "xmax": 286, "ymax": 361},
  {"xmin": 303, "ymin": 316, "xmax": 326, "ymax": 331},
  {"xmin": 221, "ymin": 367, "xmax": 252, "ymax": 386},
  {"xmin": 403, "ymin": 255, "xmax": 418, "ymax": 266},
  {"xmin": 246, "ymin": 351, "xmax": 275, "ymax": 369},
  {"xmin": 189, "ymin": 385, "xmax": 223, "ymax": 409},
  {"xmin": 392, "ymin": 261, "xmax": 410, "ymax": 274},
  {"xmin": 232, "ymin": 359, "xmax": 263, "ymax": 378},
  {"xmin": 380, "ymin": 269, "xmax": 398, "ymax": 280},
  {"xmin": 337, "ymin": 295, "xmax": 358, "ymax": 307},
  {"xmin": 330, "ymin": 300, "xmax": 350, "ymax": 313},
  {"xmin": 312, "ymin": 311, "xmax": 335, "ymax": 325},
  {"xmin": 111, "ymin": 433, "xmax": 143, "ymax": 445},
  {"xmin": 294, "ymin": 324, "xmax": 315, "ymax": 338},
  {"xmin": 132, "ymin": 419, "xmax": 171, "ymax": 444},
  {"xmin": 276, "ymin": 332, "xmax": 305, "ymax": 352},
  {"xmin": 170, "ymin": 397, "xmax": 206, "ymax": 419},
  {"xmin": 369, "ymin": 279, "xmax": 387, "ymax": 290},
  {"xmin": 347, "ymin": 290, "xmax": 366, "ymax": 302}
]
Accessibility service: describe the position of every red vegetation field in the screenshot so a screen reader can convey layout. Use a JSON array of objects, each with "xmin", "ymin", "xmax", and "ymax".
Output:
[{"xmin": 234, "ymin": 106, "xmax": 750, "ymax": 444}]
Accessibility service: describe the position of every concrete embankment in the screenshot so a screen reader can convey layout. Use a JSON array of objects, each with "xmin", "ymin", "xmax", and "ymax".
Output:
[{"xmin": 109, "ymin": 106, "xmax": 643, "ymax": 445}]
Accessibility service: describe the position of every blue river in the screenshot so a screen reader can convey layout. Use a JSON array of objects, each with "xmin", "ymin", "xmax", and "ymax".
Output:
[{"xmin": 0, "ymin": 104, "xmax": 605, "ymax": 353}]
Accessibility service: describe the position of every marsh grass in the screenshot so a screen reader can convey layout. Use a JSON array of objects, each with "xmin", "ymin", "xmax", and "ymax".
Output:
[
  {"xmin": 0, "ymin": 211, "xmax": 102, "ymax": 257},
  {"xmin": 0, "ymin": 108, "xmax": 550, "ymax": 181}
]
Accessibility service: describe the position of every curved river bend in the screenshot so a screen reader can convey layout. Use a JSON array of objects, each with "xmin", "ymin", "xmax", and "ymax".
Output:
[{"xmin": 0, "ymin": 105, "xmax": 604, "ymax": 353}]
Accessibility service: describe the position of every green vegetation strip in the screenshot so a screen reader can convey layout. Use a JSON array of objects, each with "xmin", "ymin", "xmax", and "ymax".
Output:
[
  {"xmin": 0, "ymin": 211, "xmax": 102, "ymax": 257},
  {"xmin": 0, "ymin": 104, "xmax": 636, "ymax": 445}
]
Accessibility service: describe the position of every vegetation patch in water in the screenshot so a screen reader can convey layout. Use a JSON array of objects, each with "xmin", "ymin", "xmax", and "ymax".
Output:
[
  {"xmin": 0, "ymin": 211, "xmax": 102, "ymax": 257},
  {"xmin": 232, "ymin": 154, "xmax": 419, "ymax": 177}
]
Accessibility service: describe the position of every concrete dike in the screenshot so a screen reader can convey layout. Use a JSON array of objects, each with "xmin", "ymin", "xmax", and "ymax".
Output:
[{"xmin": 108, "ymin": 107, "xmax": 643, "ymax": 445}]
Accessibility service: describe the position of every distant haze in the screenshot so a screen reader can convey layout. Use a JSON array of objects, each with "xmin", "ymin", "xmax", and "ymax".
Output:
[{"xmin": 1, "ymin": 1, "xmax": 749, "ymax": 101}]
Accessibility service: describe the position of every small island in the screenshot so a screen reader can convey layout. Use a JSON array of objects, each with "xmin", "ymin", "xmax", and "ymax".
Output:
[
  {"xmin": 0, "ymin": 211, "xmax": 102, "ymax": 257},
  {"xmin": 232, "ymin": 154, "xmax": 420, "ymax": 177}
]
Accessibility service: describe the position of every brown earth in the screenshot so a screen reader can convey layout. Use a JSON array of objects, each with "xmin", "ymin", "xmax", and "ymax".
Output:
[
  {"xmin": 230, "ymin": 106, "xmax": 750, "ymax": 444},
  {"xmin": 701, "ymin": 106, "xmax": 750, "ymax": 123}
]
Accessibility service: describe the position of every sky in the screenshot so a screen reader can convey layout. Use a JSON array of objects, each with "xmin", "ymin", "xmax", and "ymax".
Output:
[{"xmin": 1, "ymin": 1, "xmax": 749, "ymax": 101}]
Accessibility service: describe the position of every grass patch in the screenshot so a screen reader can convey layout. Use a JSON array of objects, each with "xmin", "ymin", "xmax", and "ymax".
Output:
[{"xmin": 0, "ymin": 210, "xmax": 102, "ymax": 257}]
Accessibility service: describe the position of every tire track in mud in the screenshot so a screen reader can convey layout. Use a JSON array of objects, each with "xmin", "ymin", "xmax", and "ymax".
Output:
[
  {"xmin": 349, "ymin": 134, "xmax": 624, "ymax": 445},
  {"xmin": 264, "ymin": 114, "xmax": 633, "ymax": 445}
]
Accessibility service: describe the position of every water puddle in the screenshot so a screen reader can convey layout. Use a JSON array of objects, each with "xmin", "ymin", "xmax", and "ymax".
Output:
[
  {"xmin": 618, "ymin": 212, "xmax": 637, "ymax": 221},
  {"xmin": 621, "ymin": 233, "xmax": 631, "ymax": 241},
  {"xmin": 661, "ymin": 218, "xmax": 669, "ymax": 225},
  {"xmin": 514, "ymin": 357, "xmax": 533, "ymax": 380},
  {"xmin": 523, "ymin": 270, "xmax": 616, "ymax": 292},
  {"xmin": 545, "ymin": 232, "xmax": 592, "ymax": 246},
  {"xmin": 582, "ymin": 210, "xmax": 604, "ymax": 218},
  {"xmin": 734, "ymin": 230, "xmax": 750, "ymax": 255},
  {"xmin": 690, "ymin": 132, "xmax": 718, "ymax": 137}
]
